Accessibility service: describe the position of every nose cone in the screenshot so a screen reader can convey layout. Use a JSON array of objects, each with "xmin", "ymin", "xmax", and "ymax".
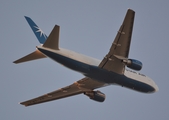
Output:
[
  {"xmin": 147, "ymin": 77, "xmax": 159, "ymax": 93},
  {"xmin": 154, "ymin": 84, "xmax": 159, "ymax": 92}
]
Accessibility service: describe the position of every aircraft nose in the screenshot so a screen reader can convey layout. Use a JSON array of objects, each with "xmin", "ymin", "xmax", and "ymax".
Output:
[
  {"xmin": 149, "ymin": 78, "xmax": 159, "ymax": 92},
  {"xmin": 154, "ymin": 84, "xmax": 159, "ymax": 92}
]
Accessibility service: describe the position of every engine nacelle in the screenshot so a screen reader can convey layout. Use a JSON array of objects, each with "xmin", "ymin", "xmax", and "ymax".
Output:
[
  {"xmin": 123, "ymin": 59, "xmax": 142, "ymax": 71},
  {"xmin": 84, "ymin": 90, "xmax": 105, "ymax": 102}
]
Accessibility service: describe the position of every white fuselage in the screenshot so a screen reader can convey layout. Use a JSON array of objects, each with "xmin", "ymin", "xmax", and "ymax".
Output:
[{"xmin": 37, "ymin": 46, "xmax": 159, "ymax": 93}]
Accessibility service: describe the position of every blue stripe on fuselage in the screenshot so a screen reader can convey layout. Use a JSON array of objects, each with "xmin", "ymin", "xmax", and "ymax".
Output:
[
  {"xmin": 37, "ymin": 48, "xmax": 119, "ymax": 81},
  {"xmin": 38, "ymin": 48, "xmax": 91, "ymax": 74},
  {"xmin": 38, "ymin": 48, "xmax": 155, "ymax": 93}
]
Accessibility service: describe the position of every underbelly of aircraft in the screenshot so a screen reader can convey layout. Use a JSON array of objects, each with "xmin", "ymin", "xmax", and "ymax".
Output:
[{"xmin": 38, "ymin": 48, "xmax": 155, "ymax": 93}]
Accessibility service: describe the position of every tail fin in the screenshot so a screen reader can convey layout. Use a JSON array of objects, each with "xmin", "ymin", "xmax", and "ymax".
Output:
[
  {"xmin": 13, "ymin": 17, "xmax": 60, "ymax": 64},
  {"xmin": 25, "ymin": 16, "xmax": 47, "ymax": 44},
  {"xmin": 13, "ymin": 50, "xmax": 46, "ymax": 64}
]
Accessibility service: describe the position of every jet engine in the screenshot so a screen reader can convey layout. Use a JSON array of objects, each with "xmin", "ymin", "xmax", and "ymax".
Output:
[
  {"xmin": 84, "ymin": 90, "xmax": 105, "ymax": 102},
  {"xmin": 123, "ymin": 59, "xmax": 142, "ymax": 71}
]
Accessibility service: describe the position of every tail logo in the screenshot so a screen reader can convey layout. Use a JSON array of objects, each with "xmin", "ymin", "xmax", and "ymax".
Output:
[{"xmin": 34, "ymin": 26, "xmax": 47, "ymax": 39}]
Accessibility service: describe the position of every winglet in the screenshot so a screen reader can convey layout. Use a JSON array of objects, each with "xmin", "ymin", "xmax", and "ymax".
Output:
[{"xmin": 25, "ymin": 16, "xmax": 47, "ymax": 44}]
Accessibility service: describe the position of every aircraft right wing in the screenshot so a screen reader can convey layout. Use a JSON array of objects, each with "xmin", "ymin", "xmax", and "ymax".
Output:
[
  {"xmin": 99, "ymin": 9, "xmax": 135, "ymax": 74},
  {"xmin": 20, "ymin": 77, "xmax": 106, "ymax": 106}
]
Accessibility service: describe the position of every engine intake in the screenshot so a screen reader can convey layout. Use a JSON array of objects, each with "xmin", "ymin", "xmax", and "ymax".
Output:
[
  {"xmin": 84, "ymin": 90, "xmax": 105, "ymax": 102},
  {"xmin": 123, "ymin": 59, "xmax": 142, "ymax": 71}
]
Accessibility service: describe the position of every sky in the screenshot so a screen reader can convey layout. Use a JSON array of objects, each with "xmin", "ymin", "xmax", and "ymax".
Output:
[{"xmin": 1, "ymin": 0, "xmax": 169, "ymax": 120}]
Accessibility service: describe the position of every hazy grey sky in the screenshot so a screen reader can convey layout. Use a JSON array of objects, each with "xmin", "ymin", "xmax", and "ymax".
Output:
[{"xmin": 1, "ymin": 0, "xmax": 169, "ymax": 120}]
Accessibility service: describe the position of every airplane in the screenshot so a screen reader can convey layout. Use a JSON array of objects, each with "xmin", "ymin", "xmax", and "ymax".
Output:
[{"xmin": 14, "ymin": 9, "xmax": 159, "ymax": 107}]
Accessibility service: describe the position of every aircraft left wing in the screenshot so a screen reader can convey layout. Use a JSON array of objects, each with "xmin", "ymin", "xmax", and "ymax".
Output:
[
  {"xmin": 20, "ymin": 77, "xmax": 106, "ymax": 106},
  {"xmin": 99, "ymin": 9, "xmax": 135, "ymax": 74}
]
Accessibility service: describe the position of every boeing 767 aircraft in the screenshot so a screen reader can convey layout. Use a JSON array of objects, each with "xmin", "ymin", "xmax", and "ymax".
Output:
[{"xmin": 14, "ymin": 9, "xmax": 158, "ymax": 106}]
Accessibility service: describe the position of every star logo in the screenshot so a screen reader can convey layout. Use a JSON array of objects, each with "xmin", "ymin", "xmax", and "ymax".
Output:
[{"xmin": 34, "ymin": 26, "xmax": 47, "ymax": 38}]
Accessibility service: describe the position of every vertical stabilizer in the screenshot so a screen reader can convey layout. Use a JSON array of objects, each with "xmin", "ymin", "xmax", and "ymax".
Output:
[{"xmin": 25, "ymin": 16, "xmax": 47, "ymax": 44}]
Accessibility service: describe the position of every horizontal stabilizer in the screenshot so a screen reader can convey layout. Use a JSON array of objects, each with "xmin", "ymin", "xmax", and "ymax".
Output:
[
  {"xmin": 13, "ymin": 50, "xmax": 46, "ymax": 64},
  {"xmin": 43, "ymin": 25, "xmax": 60, "ymax": 50}
]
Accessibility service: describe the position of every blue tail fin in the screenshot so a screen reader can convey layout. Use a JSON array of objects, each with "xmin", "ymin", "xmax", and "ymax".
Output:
[{"xmin": 25, "ymin": 16, "xmax": 47, "ymax": 44}]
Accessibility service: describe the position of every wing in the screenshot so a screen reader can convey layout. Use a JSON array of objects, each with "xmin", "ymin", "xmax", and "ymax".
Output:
[
  {"xmin": 99, "ymin": 9, "xmax": 135, "ymax": 74},
  {"xmin": 20, "ymin": 77, "xmax": 106, "ymax": 106}
]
